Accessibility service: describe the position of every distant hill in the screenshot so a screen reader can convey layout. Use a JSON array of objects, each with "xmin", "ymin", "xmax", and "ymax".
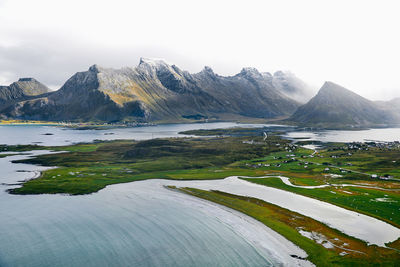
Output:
[
  {"xmin": 376, "ymin": 98, "xmax": 400, "ymax": 114},
  {"xmin": 0, "ymin": 58, "xmax": 307, "ymax": 122},
  {"xmin": 288, "ymin": 81, "xmax": 397, "ymax": 128},
  {"xmin": 0, "ymin": 78, "xmax": 50, "ymax": 117},
  {"xmin": 0, "ymin": 78, "xmax": 50, "ymax": 102}
]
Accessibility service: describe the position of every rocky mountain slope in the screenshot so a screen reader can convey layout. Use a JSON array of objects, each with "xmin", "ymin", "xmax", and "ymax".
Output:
[
  {"xmin": 289, "ymin": 81, "xmax": 397, "ymax": 127},
  {"xmin": 0, "ymin": 58, "xmax": 305, "ymax": 122},
  {"xmin": 0, "ymin": 78, "xmax": 50, "ymax": 118}
]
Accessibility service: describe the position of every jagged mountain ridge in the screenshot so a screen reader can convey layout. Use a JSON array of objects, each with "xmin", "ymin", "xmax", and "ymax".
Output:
[
  {"xmin": 0, "ymin": 58, "xmax": 305, "ymax": 122},
  {"xmin": 289, "ymin": 81, "xmax": 397, "ymax": 127}
]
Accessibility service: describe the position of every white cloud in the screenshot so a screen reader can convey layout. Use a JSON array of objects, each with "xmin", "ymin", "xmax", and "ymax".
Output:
[{"xmin": 0, "ymin": 0, "xmax": 399, "ymax": 100}]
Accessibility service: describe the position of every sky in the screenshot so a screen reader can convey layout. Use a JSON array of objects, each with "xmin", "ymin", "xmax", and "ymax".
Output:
[{"xmin": 0, "ymin": 0, "xmax": 399, "ymax": 100}]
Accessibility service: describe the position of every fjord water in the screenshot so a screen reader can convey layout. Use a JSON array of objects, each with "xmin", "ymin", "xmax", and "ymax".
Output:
[
  {"xmin": 0, "ymin": 122, "xmax": 270, "ymax": 146},
  {"xmin": 1, "ymin": 123, "xmax": 399, "ymax": 147}
]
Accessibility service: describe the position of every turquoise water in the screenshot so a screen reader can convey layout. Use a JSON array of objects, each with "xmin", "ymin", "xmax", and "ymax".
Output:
[{"xmin": 0, "ymin": 181, "xmax": 274, "ymax": 266}]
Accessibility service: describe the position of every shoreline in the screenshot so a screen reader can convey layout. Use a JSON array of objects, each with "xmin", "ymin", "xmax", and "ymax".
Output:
[
  {"xmin": 157, "ymin": 176, "xmax": 400, "ymax": 246},
  {"xmin": 117, "ymin": 180, "xmax": 313, "ymax": 266}
]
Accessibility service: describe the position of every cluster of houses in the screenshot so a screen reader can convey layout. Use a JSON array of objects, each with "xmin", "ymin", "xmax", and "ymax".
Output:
[
  {"xmin": 284, "ymin": 144, "xmax": 298, "ymax": 152},
  {"xmin": 327, "ymin": 141, "xmax": 400, "ymax": 152},
  {"xmin": 371, "ymin": 174, "xmax": 394, "ymax": 180},
  {"xmin": 244, "ymin": 140, "xmax": 398, "ymax": 180},
  {"xmin": 246, "ymin": 163, "xmax": 273, "ymax": 168},
  {"xmin": 242, "ymin": 140, "xmax": 265, "ymax": 145}
]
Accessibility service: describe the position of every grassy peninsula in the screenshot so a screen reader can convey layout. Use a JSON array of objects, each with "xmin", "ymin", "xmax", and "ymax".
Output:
[{"xmin": 9, "ymin": 135, "xmax": 288, "ymax": 195}]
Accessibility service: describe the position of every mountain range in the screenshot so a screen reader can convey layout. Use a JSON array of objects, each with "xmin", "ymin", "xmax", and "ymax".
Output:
[
  {"xmin": 0, "ymin": 58, "xmax": 310, "ymax": 122},
  {"xmin": 0, "ymin": 58, "xmax": 399, "ymax": 128}
]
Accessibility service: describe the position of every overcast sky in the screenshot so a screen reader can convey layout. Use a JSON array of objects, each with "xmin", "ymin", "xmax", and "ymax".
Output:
[{"xmin": 0, "ymin": 0, "xmax": 399, "ymax": 100}]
